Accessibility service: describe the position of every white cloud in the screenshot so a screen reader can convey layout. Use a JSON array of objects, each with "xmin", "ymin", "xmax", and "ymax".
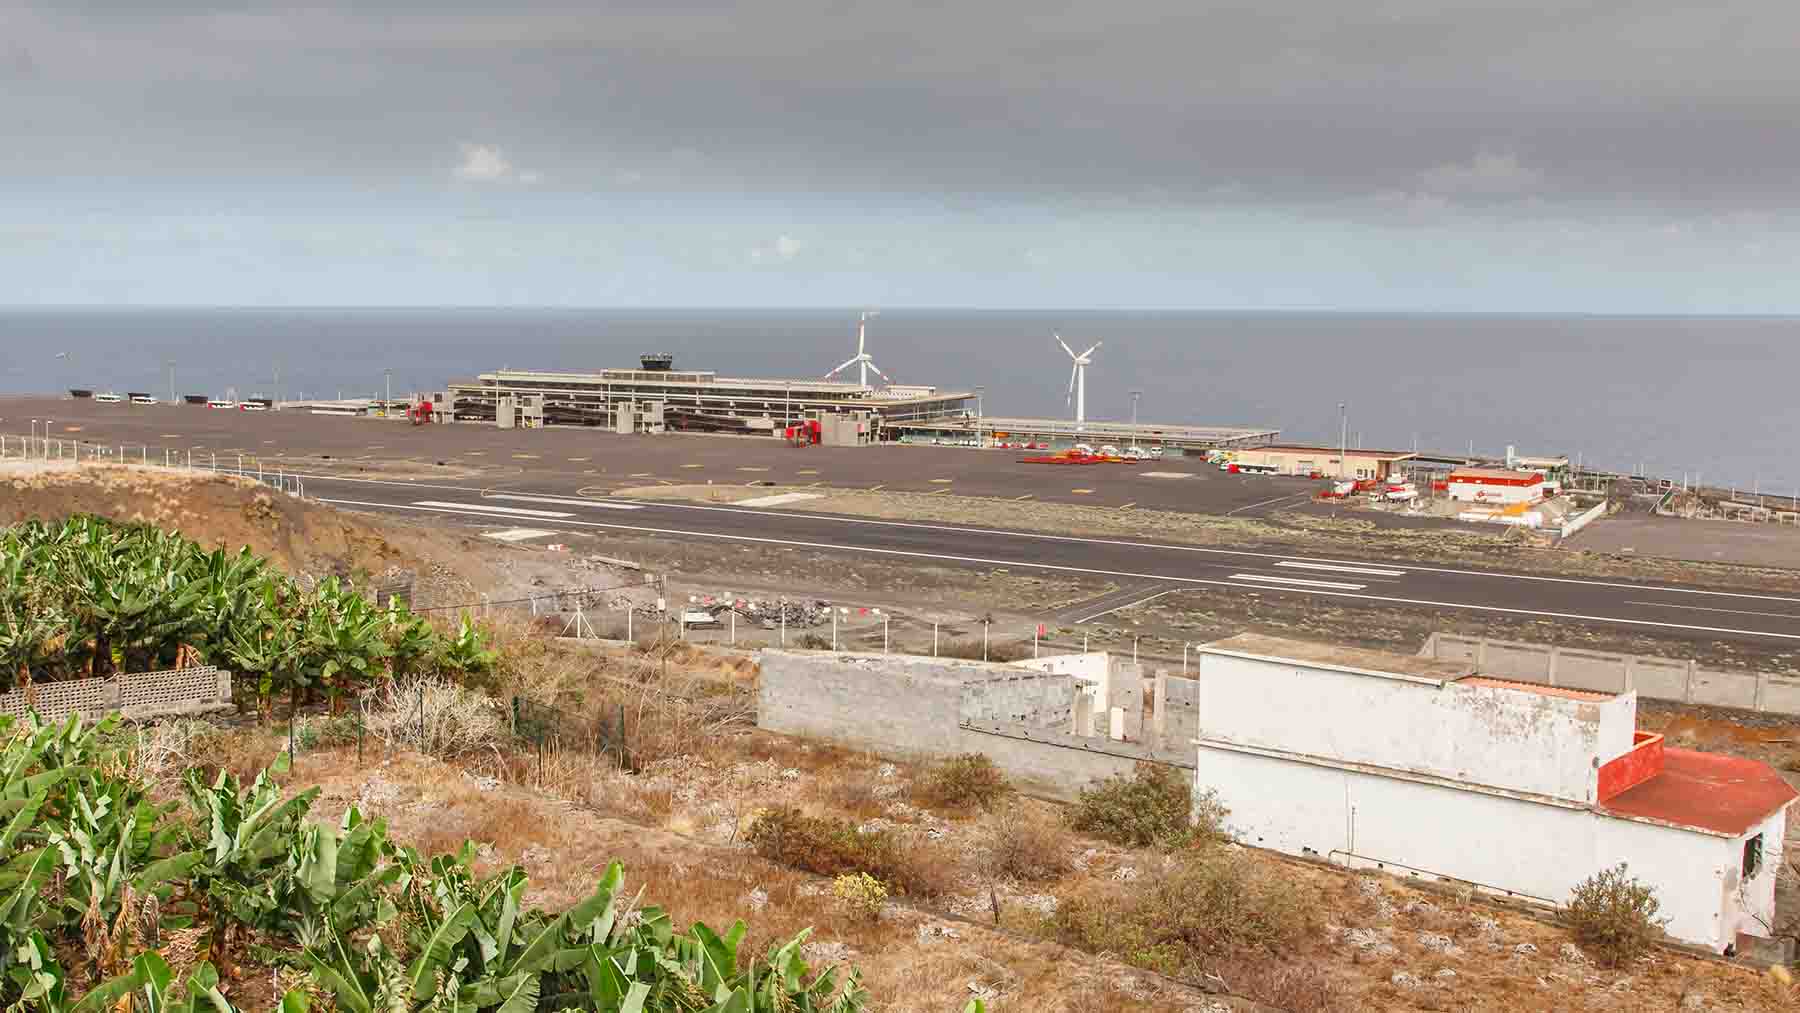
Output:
[
  {"xmin": 1419, "ymin": 150, "xmax": 1545, "ymax": 196},
  {"xmin": 453, "ymin": 143, "xmax": 541, "ymax": 184}
]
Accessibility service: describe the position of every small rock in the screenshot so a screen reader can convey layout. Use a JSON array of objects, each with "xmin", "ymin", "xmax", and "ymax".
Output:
[
  {"xmin": 1559, "ymin": 942, "xmax": 1590, "ymax": 964},
  {"xmin": 1112, "ymin": 866, "xmax": 1139, "ymax": 882},
  {"xmin": 1390, "ymin": 972, "xmax": 1423, "ymax": 989},
  {"xmin": 1417, "ymin": 931, "xmax": 1463, "ymax": 956},
  {"xmin": 520, "ymin": 845, "xmax": 550, "ymax": 866},
  {"xmin": 877, "ymin": 763, "xmax": 897, "ymax": 779},
  {"xmin": 1511, "ymin": 942, "xmax": 1538, "ymax": 957},
  {"xmin": 780, "ymin": 768, "xmax": 802, "ymax": 781},
  {"xmin": 1434, "ymin": 968, "xmax": 1457, "ymax": 982},
  {"xmin": 1403, "ymin": 899, "xmax": 1440, "ymax": 916},
  {"xmin": 1469, "ymin": 915, "xmax": 1504, "ymax": 940},
  {"xmin": 801, "ymin": 941, "xmax": 855, "ymax": 965},
  {"xmin": 745, "ymin": 888, "xmax": 768, "ymax": 912},
  {"xmin": 1341, "ymin": 927, "xmax": 1399, "ymax": 957},
  {"xmin": 915, "ymin": 922, "xmax": 960, "ymax": 945},
  {"xmin": 1679, "ymin": 992, "xmax": 1708, "ymax": 1011}
]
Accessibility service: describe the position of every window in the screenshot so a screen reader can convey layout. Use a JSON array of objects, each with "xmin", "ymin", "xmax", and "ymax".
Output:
[{"xmin": 1744, "ymin": 833, "xmax": 1764, "ymax": 879}]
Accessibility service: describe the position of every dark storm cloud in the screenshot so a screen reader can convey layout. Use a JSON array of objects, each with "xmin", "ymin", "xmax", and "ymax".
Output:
[{"xmin": 6, "ymin": 1, "xmax": 1799, "ymax": 210}]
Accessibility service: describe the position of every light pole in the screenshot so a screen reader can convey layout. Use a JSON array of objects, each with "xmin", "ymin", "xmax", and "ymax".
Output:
[
  {"xmin": 974, "ymin": 384, "xmax": 985, "ymax": 446},
  {"xmin": 384, "ymin": 368, "xmax": 393, "ymax": 415},
  {"xmin": 1338, "ymin": 402, "xmax": 1348, "ymax": 479},
  {"xmin": 1130, "ymin": 390, "xmax": 1142, "ymax": 447}
]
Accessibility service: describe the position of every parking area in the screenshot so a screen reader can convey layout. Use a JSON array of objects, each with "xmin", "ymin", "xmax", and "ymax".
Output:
[{"xmin": 2, "ymin": 396, "xmax": 1323, "ymax": 515}]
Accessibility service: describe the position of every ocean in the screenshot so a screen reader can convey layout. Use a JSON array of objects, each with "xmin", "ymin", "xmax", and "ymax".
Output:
[{"xmin": 1, "ymin": 307, "xmax": 1794, "ymax": 495}]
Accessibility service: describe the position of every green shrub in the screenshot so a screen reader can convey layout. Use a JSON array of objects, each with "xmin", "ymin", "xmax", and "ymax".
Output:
[
  {"xmin": 1068, "ymin": 763, "xmax": 1222, "ymax": 848},
  {"xmin": 745, "ymin": 806, "xmax": 955, "ymax": 897},
  {"xmin": 1046, "ymin": 851, "xmax": 1309, "ymax": 978},
  {"xmin": 833, "ymin": 872, "xmax": 888, "ymax": 920},
  {"xmin": 1564, "ymin": 863, "xmax": 1665, "ymax": 967},
  {"xmin": 921, "ymin": 753, "xmax": 1011, "ymax": 811}
]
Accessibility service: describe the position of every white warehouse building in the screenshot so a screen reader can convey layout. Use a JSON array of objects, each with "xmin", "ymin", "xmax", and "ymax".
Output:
[{"xmin": 1192, "ymin": 634, "xmax": 1796, "ymax": 952}]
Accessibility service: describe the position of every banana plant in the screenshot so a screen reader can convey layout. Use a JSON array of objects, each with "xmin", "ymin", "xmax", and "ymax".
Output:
[
  {"xmin": 433, "ymin": 614, "xmax": 497, "ymax": 677},
  {"xmin": 382, "ymin": 602, "xmax": 437, "ymax": 679},
  {"xmin": 287, "ymin": 807, "xmax": 405, "ymax": 948},
  {"xmin": 182, "ymin": 764, "xmax": 319, "ymax": 934},
  {"xmin": 301, "ymin": 580, "xmax": 389, "ymax": 714},
  {"xmin": 71, "ymin": 952, "xmax": 247, "ymax": 1013}
]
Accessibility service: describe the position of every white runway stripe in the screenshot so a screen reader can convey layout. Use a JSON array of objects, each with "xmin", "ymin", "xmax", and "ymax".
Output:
[
  {"xmin": 484, "ymin": 493, "xmax": 643, "ymax": 510},
  {"xmin": 1228, "ymin": 573, "xmax": 1367, "ymax": 591},
  {"xmin": 413, "ymin": 500, "xmax": 572, "ymax": 518},
  {"xmin": 1276, "ymin": 560, "xmax": 1407, "ymax": 577}
]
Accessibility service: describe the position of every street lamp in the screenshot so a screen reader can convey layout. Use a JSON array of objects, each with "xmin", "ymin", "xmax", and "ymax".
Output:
[
  {"xmin": 1338, "ymin": 403, "xmax": 1348, "ymax": 479},
  {"xmin": 384, "ymin": 368, "xmax": 393, "ymax": 415},
  {"xmin": 1130, "ymin": 390, "xmax": 1142, "ymax": 447},
  {"xmin": 974, "ymin": 385, "xmax": 985, "ymax": 446}
]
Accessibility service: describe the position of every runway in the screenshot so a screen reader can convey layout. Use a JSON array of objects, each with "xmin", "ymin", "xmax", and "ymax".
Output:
[
  {"xmin": 296, "ymin": 471, "xmax": 1800, "ymax": 645},
  {"xmin": 10, "ymin": 398, "xmax": 1800, "ymax": 645}
]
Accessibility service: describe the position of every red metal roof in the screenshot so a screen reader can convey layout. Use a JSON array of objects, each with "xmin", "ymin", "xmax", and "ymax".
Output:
[{"xmin": 1599, "ymin": 747, "xmax": 1797, "ymax": 836}]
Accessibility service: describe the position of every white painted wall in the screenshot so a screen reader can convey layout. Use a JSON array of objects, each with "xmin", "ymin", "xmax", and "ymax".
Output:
[
  {"xmin": 1197, "ymin": 651, "xmax": 1615, "ymax": 802},
  {"xmin": 1199, "ymin": 742, "xmax": 1748, "ymax": 949},
  {"xmin": 1449, "ymin": 481, "xmax": 1542, "ymax": 504}
]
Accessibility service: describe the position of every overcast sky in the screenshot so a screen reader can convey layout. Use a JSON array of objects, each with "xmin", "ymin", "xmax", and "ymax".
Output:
[{"xmin": 4, "ymin": 2, "xmax": 1798, "ymax": 310}]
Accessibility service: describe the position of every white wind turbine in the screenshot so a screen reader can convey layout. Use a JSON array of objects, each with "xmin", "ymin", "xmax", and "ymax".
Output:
[
  {"xmin": 823, "ymin": 310, "xmax": 890, "ymax": 388},
  {"xmin": 1055, "ymin": 333, "xmax": 1102, "ymax": 428}
]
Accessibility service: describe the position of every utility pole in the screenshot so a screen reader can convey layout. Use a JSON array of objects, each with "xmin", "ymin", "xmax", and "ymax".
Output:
[
  {"xmin": 974, "ymin": 384, "xmax": 986, "ymax": 446},
  {"xmin": 1131, "ymin": 390, "xmax": 1142, "ymax": 447},
  {"xmin": 384, "ymin": 368, "xmax": 393, "ymax": 415},
  {"xmin": 1338, "ymin": 402, "xmax": 1348, "ymax": 479}
]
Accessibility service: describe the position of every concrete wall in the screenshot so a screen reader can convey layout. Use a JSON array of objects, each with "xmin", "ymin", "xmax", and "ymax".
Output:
[
  {"xmin": 1197, "ymin": 741, "xmax": 1743, "ymax": 949},
  {"xmin": 1195, "ymin": 650, "xmax": 1623, "ymax": 803},
  {"xmin": 1154, "ymin": 672, "xmax": 1202, "ymax": 746},
  {"xmin": 1423, "ymin": 633, "xmax": 1800, "ymax": 717},
  {"xmin": 757, "ymin": 650, "xmax": 1176, "ymax": 801}
]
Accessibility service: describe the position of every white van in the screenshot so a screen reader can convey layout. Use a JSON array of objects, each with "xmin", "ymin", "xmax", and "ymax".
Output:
[
  {"xmin": 129, "ymin": 394, "xmax": 158, "ymax": 405},
  {"xmin": 95, "ymin": 392, "xmax": 123, "ymax": 404}
]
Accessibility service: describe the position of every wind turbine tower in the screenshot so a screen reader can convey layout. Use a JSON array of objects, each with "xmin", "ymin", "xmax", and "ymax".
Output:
[
  {"xmin": 1055, "ymin": 333, "xmax": 1103, "ymax": 428},
  {"xmin": 823, "ymin": 310, "xmax": 890, "ymax": 388}
]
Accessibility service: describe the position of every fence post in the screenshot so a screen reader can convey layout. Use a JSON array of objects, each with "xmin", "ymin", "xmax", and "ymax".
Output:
[
  {"xmin": 730, "ymin": 609, "xmax": 736, "ymax": 645},
  {"xmin": 1182, "ymin": 642, "xmax": 1189, "ymax": 676},
  {"xmin": 1033, "ymin": 624, "xmax": 1039, "ymax": 658},
  {"xmin": 1083, "ymin": 631, "xmax": 1089, "ymax": 653},
  {"xmin": 831, "ymin": 612, "xmax": 838, "ymax": 651},
  {"xmin": 781, "ymin": 611, "xmax": 786, "ymax": 647},
  {"xmin": 982, "ymin": 621, "xmax": 989, "ymax": 661},
  {"xmin": 418, "ymin": 681, "xmax": 426, "ymax": 752},
  {"xmin": 932, "ymin": 622, "xmax": 938, "ymax": 657},
  {"xmin": 884, "ymin": 616, "xmax": 890, "ymax": 654},
  {"xmin": 1133, "ymin": 637, "xmax": 1139, "ymax": 666}
]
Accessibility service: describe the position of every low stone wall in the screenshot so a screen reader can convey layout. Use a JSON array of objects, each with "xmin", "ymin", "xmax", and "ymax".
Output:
[
  {"xmin": 0, "ymin": 666, "xmax": 233, "ymax": 726},
  {"xmin": 1420, "ymin": 633, "xmax": 1800, "ymax": 715}
]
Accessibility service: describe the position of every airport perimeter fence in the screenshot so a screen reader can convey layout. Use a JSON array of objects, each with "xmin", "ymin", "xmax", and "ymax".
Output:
[{"xmin": 1, "ymin": 431, "xmax": 305, "ymax": 498}]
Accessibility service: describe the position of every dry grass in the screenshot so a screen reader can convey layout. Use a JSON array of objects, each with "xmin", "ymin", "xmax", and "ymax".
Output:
[
  {"xmin": 745, "ymin": 807, "xmax": 962, "ymax": 899},
  {"xmin": 977, "ymin": 801, "xmax": 1075, "ymax": 884},
  {"xmin": 917, "ymin": 753, "xmax": 1011, "ymax": 812}
]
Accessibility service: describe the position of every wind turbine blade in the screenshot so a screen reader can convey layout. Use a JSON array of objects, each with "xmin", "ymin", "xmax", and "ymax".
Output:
[
  {"xmin": 1081, "ymin": 341, "xmax": 1103, "ymax": 359},
  {"xmin": 1054, "ymin": 333, "xmax": 1077, "ymax": 359},
  {"xmin": 1067, "ymin": 363, "xmax": 1078, "ymax": 404},
  {"xmin": 824, "ymin": 357, "xmax": 859, "ymax": 379},
  {"xmin": 866, "ymin": 361, "xmax": 892, "ymax": 384}
]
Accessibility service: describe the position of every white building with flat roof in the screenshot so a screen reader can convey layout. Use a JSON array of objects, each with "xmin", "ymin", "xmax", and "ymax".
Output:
[{"xmin": 1192, "ymin": 634, "xmax": 1795, "ymax": 952}]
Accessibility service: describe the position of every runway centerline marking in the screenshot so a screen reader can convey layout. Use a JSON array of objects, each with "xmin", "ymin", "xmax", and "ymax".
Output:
[
  {"xmin": 412, "ymin": 500, "xmax": 571, "ymax": 518},
  {"xmin": 1229, "ymin": 573, "xmax": 1368, "ymax": 591},
  {"xmin": 312, "ymin": 498, "xmax": 1800, "ymax": 642},
  {"xmin": 1277, "ymin": 561, "xmax": 1407, "ymax": 578},
  {"xmin": 482, "ymin": 493, "xmax": 643, "ymax": 511}
]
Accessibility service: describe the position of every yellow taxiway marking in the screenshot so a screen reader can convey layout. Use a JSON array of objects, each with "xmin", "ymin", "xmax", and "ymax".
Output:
[
  {"xmin": 1071, "ymin": 488, "xmax": 1094, "ymax": 495},
  {"xmin": 567, "ymin": 457, "xmax": 590, "ymax": 462},
  {"xmin": 464, "ymin": 451, "xmax": 485, "ymax": 456},
  {"xmin": 512, "ymin": 453, "xmax": 540, "ymax": 460},
  {"xmin": 796, "ymin": 469, "xmax": 819, "ymax": 475},
  {"xmin": 366, "ymin": 445, "xmax": 385, "ymax": 450},
  {"xmin": 1119, "ymin": 502, "xmax": 1137, "ymax": 510},
  {"xmin": 929, "ymin": 478, "xmax": 953, "ymax": 484},
  {"xmin": 629, "ymin": 472, "xmax": 654, "ymax": 478},
  {"xmin": 868, "ymin": 484, "xmax": 885, "ymax": 491},
  {"xmin": 681, "ymin": 463, "xmax": 704, "ymax": 469},
  {"xmin": 929, "ymin": 487, "xmax": 951, "ymax": 495},
  {"xmin": 160, "ymin": 433, "xmax": 182, "ymax": 438},
  {"xmin": 736, "ymin": 466, "xmax": 770, "ymax": 472}
]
